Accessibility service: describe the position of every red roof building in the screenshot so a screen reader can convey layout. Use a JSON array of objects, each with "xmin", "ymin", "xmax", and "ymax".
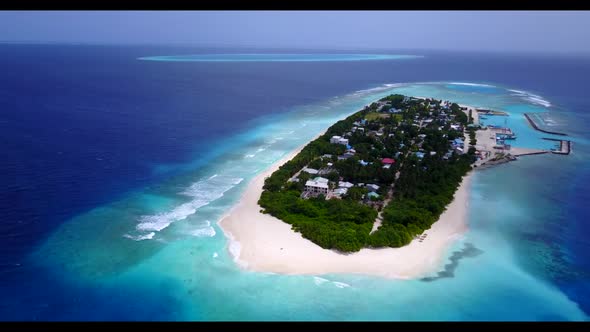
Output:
[{"xmin": 381, "ymin": 158, "xmax": 396, "ymax": 165}]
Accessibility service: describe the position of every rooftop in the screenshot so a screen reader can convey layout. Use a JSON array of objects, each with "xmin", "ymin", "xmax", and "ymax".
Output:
[{"xmin": 305, "ymin": 177, "xmax": 329, "ymax": 189}]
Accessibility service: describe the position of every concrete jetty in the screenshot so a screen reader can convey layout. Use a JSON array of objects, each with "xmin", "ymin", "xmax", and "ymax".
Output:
[
  {"xmin": 542, "ymin": 138, "xmax": 572, "ymax": 155},
  {"xmin": 510, "ymin": 147, "xmax": 549, "ymax": 156},
  {"xmin": 524, "ymin": 113, "xmax": 568, "ymax": 136}
]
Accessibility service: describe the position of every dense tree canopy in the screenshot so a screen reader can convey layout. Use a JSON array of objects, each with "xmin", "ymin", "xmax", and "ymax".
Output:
[{"xmin": 258, "ymin": 94, "xmax": 475, "ymax": 252}]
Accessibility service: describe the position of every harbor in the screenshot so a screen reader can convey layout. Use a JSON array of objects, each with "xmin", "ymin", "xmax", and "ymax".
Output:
[
  {"xmin": 469, "ymin": 108, "xmax": 574, "ymax": 169},
  {"xmin": 523, "ymin": 113, "xmax": 571, "ymax": 154}
]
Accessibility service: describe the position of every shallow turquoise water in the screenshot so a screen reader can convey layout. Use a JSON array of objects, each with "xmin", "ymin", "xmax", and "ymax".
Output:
[{"xmin": 29, "ymin": 82, "xmax": 588, "ymax": 320}]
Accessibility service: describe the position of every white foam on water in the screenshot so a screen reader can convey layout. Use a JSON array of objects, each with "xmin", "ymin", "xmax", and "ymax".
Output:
[
  {"xmin": 449, "ymin": 82, "xmax": 496, "ymax": 88},
  {"xmin": 244, "ymin": 154, "xmax": 255, "ymax": 158},
  {"xmin": 313, "ymin": 276, "xmax": 330, "ymax": 286},
  {"xmin": 136, "ymin": 202, "xmax": 199, "ymax": 232},
  {"xmin": 359, "ymin": 83, "xmax": 409, "ymax": 93},
  {"xmin": 208, "ymin": 174, "xmax": 218, "ymax": 180},
  {"xmin": 525, "ymin": 95, "xmax": 551, "ymax": 108},
  {"xmin": 123, "ymin": 232, "xmax": 156, "ymax": 241},
  {"xmin": 182, "ymin": 175, "xmax": 244, "ymax": 197},
  {"xmin": 189, "ymin": 226, "xmax": 216, "ymax": 238},
  {"xmin": 229, "ymin": 240, "xmax": 242, "ymax": 262},
  {"xmin": 333, "ymin": 281, "xmax": 351, "ymax": 288},
  {"xmin": 508, "ymin": 89, "xmax": 527, "ymax": 94},
  {"xmin": 135, "ymin": 175, "xmax": 243, "ymax": 234},
  {"xmin": 508, "ymin": 89, "xmax": 551, "ymax": 107},
  {"xmin": 213, "ymin": 252, "xmax": 218, "ymax": 258},
  {"xmin": 384, "ymin": 83, "xmax": 405, "ymax": 88}
]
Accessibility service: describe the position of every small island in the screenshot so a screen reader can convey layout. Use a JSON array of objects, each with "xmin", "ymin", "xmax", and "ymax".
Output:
[
  {"xmin": 219, "ymin": 93, "xmax": 569, "ymax": 278},
  {"xmin": 258, "ymin": 95, "xmax": 476, "ymax": 252}
]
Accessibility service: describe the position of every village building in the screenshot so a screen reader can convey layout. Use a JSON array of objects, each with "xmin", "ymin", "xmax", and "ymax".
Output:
[
  {"xmin": 333, "ymin": 188, "xmax": 348, "ymax": 196},
  {"xmin": 304, "ymin": 177, "xmax": 329, "ymax": 195},
  {"xmin": 330, "ymin": 135, "xmax": 349, "ymax": 145},
  {"xmin": 338, "ymin": 181, "xmax": 354, "ymax": 189},
  {"xmin": 337, "ymin": 151, "xmax": 355, "ymax": 160},
  {"xmin": 303, "ymin": 167, "xmax": 319, "ymax": 175},
  {"xmin": 381, "ymin": 158, "xmax": 395, "ymax": 165},
  {"xmin": 366, "ymin": 184, "xmax": 380, "ymax": 192}
]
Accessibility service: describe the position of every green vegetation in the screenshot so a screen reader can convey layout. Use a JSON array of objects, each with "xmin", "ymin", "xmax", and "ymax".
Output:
[
  {"xmin": 365, "ymin": 112, "xmax": 390, "ymax": 121},
  {"xmin": 259, "ymin": 191, "xmax": 377, "ymax": 252},
  {"xmin": 373, "ymin": 152, "xmax": 473, "ymax": 248},
  {"xmin": 258, "ymin": 94, "xmax": 476, "ymax": 252},
  {"xmin": 468, "ymin": 127, "xmax": 477, "ymax": 146}
]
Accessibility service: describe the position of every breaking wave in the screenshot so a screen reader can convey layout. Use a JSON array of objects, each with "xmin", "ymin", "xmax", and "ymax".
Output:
[
  {"xmin": 123, "ymin": 232, "xmax": 155, "ymax": 241},
  {"xmin": 312, "ymin": 276, "xmax": 351, "ymax": 288},
  {"xmin": 313, "ymin": 276, "xmax": 330, "ymax": 286},
  {"xmin": 333, "ymin": 281, "xmax": 351, "ymax": 288},
  {"xmin": 133, "ymin": 175, "xmax": 243, "ymax": 237},
  {"xmin": 449, "ymin": 82, "xmax": 496, "ymax": 88},
  {"xmin": 508, "ymin": 89, "xmax": 552, "ymax": 107},
  {"xmin": 229, "ymin": 240, "xmax": 242, "ymax": 263},
  {"xmin": 188, "ymin": 220, "xmax": 217, "ymax": 238}
]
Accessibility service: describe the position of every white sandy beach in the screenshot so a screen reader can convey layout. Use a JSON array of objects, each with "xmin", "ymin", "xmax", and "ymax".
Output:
[{"xmin": 219, "ymin": 142, "xmax": 473, "ymax": 279}]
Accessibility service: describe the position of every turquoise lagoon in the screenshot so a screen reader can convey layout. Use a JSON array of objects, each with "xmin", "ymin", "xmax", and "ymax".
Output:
[{"xmin": 30, "ymin": 82, "xmax": 588, "ymax": 320}]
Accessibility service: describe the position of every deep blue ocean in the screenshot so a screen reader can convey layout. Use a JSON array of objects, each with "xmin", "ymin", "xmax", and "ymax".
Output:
[{"xmin": 0, "ymin": 44, "xmax": 589, "ymax": 320}]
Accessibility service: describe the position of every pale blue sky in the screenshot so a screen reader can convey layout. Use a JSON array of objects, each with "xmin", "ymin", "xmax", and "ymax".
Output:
[{"xmin": 1, "ymin": 11, "xmax": 589, "ymax": 54}]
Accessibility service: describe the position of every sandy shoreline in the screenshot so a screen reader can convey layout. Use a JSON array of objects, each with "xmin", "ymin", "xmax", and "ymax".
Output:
[{"xmin": 218, "ymin": 137, "xmax": 474, "ymax": 279}]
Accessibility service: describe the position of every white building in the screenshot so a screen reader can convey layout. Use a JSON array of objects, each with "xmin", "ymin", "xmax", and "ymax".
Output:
[
  {"xmin": 366, "ymin": 184, "xmax": 380, "ymax": 192},
  {"xmin": 333, "ymin": 188, "xmax": 348, "ymax": 196},
  {"xmin": 338, "ymin": 181, "xmax": 354, "ymax": 189},
  {"xmin": 303, "ymin": 167, "xmax": 319, "ymax": 175},
  {"xmin": 305, "ymin": 177, "xmax": 329, "ymax": 195},
  {"xmin": 330, "ymin": 135, "xmax": 349, "ymax": 145}
]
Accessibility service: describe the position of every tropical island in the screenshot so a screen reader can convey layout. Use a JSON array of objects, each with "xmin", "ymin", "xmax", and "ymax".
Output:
[
  {"xmin": 258, "ymin": 95, "xmax": 476, "ymax": 252},
  {"xmin": 219, "ymin": 93, "xmax": 569, "ymax": 278}
]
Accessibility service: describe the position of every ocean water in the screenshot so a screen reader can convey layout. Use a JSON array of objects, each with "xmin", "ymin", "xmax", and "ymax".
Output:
[{"xmin": 1, "ymin": 45, "xmax": 589, "ymax": 320}]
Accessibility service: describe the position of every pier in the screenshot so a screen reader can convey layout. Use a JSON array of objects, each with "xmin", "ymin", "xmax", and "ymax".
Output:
[
  {"xmin": 542, "ymin": 138, "xmax": 572, "ymax": 155},
  {"xmin": 510, "ymin": 147, "xmax": 549, "ymax": 156},
  {"xmin": 524, "ymin": 113, "xmax": 568, "ymax": 136},
  {"xmin": 476, "ymin": 109, "xmax": 509, "ymax": 116}
]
